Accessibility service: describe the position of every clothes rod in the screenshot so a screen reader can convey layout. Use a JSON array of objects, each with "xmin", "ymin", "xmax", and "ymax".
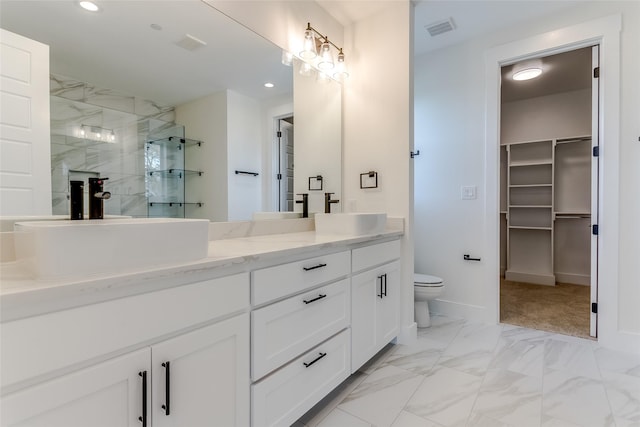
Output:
[{"xmin": 235, "ymin": 170, "xmax": 259, "ymax": 176}]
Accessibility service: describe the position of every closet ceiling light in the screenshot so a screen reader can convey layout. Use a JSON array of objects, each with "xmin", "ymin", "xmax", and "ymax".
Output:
[
  {"xmin": 79, "ymin": 1, "xmax": 100, "ymax": 12},
  {"xmin": 513, "ymin": 67, "xmax": 542, "ymax": 81},
  {"xmin": 264, "ymin": 82, "xmax": 274, "ymax": 88}
]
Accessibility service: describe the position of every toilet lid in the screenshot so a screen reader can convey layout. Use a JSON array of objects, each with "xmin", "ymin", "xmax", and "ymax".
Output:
[{"xmin": 415, "ymin": 274, "xmax": 443, "ymax": 286}]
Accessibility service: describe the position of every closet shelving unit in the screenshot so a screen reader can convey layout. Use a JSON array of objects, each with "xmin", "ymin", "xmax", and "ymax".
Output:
[{"xmin": 504, "ymin": 135, "xmax": 591, "ymax": 286}]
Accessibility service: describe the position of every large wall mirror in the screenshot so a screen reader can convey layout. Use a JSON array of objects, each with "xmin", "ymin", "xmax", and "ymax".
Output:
[{"xmin": 0, "ymin": 0, "xmax": 342, "ymax": 221}]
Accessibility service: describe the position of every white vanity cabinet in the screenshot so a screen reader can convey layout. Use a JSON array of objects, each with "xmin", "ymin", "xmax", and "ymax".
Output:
[
  {"xmin": 350, "ymin": 240, "xmax": 402, "ymax": 372},
  {"xmin": 1, "ymin": 348, "xmax": 151, "ymax": 427},
  {"xmin": 1, "ymin": 273, "xmax": 250, "ymax": 427},
  {"xmin": 250, "ymin": 250, "xmax": 352, "ymax": 427}
]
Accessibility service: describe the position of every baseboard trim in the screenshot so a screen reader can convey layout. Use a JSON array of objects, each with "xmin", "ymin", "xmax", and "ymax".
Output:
[
  {"xmin": 600, "ymin": 329, "xmax": 640, "ymax": 355},
  {"xmin": 397, "ymin": 322, "xmax": 417, "ymax": 345},
  {"xmin": 429, "ymin": 299, "xmax": 489, "ymax": 323},
  {"xmin": 555, "ymin": 272, "xmax": 590, "ymax": 286},
  {"xmin": 505, "ymin": 270, "xmax": 556, "ymax": 286}
]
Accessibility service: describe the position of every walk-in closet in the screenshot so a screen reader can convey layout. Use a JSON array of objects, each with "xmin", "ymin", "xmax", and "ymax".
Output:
[{"xmin": 499, "ymin": 47, "xmax": 597, "ymax": 338}]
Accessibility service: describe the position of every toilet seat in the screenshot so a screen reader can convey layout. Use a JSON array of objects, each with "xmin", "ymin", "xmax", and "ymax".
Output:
[{"xmin": 414, "ymin": 274, "xmax": 443, "ymax": 287}]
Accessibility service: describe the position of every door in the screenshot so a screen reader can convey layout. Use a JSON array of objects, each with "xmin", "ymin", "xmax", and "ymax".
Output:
[
  {"xmin": 152, "ymin": 314, "xmax": 250, "ymax": 427},
  {"xmin": 0, "ymin": 29, "xmax": 52, "ymax": 215},
  {"xmin": 275, "ymin": 117, "xmax": 294, "ymax": 212},
  {"xmin": 1, "ymin": 349, "xmax": 150, "ymax": 427},
  {"xmin": 590, "ymin": 45, "xmax": 600, "ymax": 337}
]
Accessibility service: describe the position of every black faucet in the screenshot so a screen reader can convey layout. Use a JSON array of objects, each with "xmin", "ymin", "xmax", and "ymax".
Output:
[
  {"xmin": 324, "ymin": 192, "xmax": 339, "ymax": 214},
  {"xmin": 296, "ymin": 193, "xmax": 309, "ymax": 218},
  {"xmin": 69, "ymin": 180, "xmax": 84, "ymax": 220},
  {"xmin": 88, "ymin": 177, "xmax": 111, "ymax": 219}
]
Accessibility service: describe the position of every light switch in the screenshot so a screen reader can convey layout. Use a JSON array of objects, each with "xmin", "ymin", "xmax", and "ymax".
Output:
[{"xmin": 461, "ymin": 185, "xmax": 477, "ymax": 200}]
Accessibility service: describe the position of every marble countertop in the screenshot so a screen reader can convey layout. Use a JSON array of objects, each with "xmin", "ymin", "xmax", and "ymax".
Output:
[{"xmin": 0, "ymin": 228, "xmax": 403, "ymax": 322}]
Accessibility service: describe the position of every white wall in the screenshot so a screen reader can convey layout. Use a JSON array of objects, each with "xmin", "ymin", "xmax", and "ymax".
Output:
[
  {"xmin": 227, "ymin": 91, "xmax": 262, "ymax": 221},
  {"xmin": 343, "ymin": 1, "xmax": 415, "ymax": 343},
  {"xmin": 176, "ymin": 91, "xmax": 228, "ymax": 221},
  {"xmin": 294, "ymin": 63, "xmax": 342, "ymax": 215},
  {"xmin": 414, "ymin": 1, "xmax": 640, "ymax": 352},
  {"xmin": 501, "ymin": 89, "xmax": 592, "ymax": 144}
]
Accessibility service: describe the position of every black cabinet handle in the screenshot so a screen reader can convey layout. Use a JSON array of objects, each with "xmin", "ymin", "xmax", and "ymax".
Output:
[
  {"xmin": 161, "ymin": 361, "xmax": 170, "ymax": 416},
  {"xmin": 377, "ymin": 274, "xmax": 384, "ymax": 298},
  {"xmin": 303, "ymin": 352, "xmax": 327, "ymax": 368},
  {"xmin": 383, "ymin": 274, "xmax": 387, "ymax": 297},
  {"xmin": 138, "ymin": 371, "xmax": 147, "ymax": 427},
  {"xmin": 303, "ymin": 294, "xmax": 327, "ymax": 304},
  {"xmin": 303, "ymin": 263, "xmax": 327, "ymax": 271}
]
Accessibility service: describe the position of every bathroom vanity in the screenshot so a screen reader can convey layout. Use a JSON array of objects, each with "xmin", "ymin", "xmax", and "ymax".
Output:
[{"xmin": 0, "ymin": 218, "xmax": 403, "ymax": 426}]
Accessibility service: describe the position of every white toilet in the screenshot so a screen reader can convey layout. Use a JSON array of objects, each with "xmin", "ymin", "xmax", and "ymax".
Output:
[{"xmin": 414, "ymin": 273, "xmax": 445, "ymax": 328}]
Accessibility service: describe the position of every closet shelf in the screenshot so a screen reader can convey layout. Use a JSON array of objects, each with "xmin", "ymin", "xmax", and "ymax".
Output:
[
  {"xmin": 509, "ymin": 184, "xmax": 552, "ymax": 188},
  {"xmin": 508, "ymin": 225, "xmax": 552, "ymax": 231},
  {"xmin": 509, "ymin": 160, "xmax": 553, "ymax": 167},
  {"xmin": 509, "ymin": 205, "xmax": 552, "ymax": 209}
]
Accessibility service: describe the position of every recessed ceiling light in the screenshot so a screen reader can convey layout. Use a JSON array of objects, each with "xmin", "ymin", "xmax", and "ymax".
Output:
[
  {"xmin": 79, "ymin": 1, "xmax": 100, "ymax": 12},
  {"xmin": 513, "ymin": 67, "xmax": 542, "ymax": 81},
  {"xmin": 264, "ymin": 83, "xmax": 275, "ymax": 88}
]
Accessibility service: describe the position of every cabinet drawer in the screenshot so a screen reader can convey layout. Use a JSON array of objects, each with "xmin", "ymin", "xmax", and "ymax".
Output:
[
  {"xmin": 352, "ymin": 239, "xmax": 401, "ymax": 273},
  {"xmin": 251, "ymin": 329, "xmax": 350, "ymax": 427},
  {"xmin": 252, "ymin": 279, "xmax": 350, "ymax": 380},
  {"xmin": 1, "ymin": 273, "xmax": 249, "ymax": 389},
  {"xmin": 251, "ymin": 250, "xmax": 350, "ymax": 306}
]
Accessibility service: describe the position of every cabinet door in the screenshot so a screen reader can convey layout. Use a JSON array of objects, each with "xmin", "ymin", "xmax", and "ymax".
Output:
[
  {"xmin": 351, "ymin": 267, "xmax": 379, "ymax": 372},
  {"xmin": 351, "ymin": 261, "xmax": 401, "ymax": 373},
  {"xmin": 1, "ymin": 348, "xmax": 150, "ymax": 427},
  {"xmin": 376, "ymin": 260, "xmax": 400, "ymax": 346},
  {"xmin": 152, "ymin": 314, "xmax": 250, "ymax": 427}
]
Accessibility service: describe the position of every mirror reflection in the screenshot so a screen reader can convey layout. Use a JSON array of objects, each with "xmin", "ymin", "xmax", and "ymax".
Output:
[{"xmin": 0, "ymin": 0, "xmax": 342, "ymax": 221}]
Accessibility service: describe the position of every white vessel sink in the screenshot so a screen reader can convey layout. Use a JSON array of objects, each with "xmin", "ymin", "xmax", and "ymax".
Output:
[
  {"xmin": 251, "ymin": 212, "xmax": 303, "ymax": 220},
  {"xmin": 13, "ymin": 218, "xmax": 209, "ymax": 279},
  {"xmin": 314, "ymin": 213, "xmax": 387, "ymax": 236}
]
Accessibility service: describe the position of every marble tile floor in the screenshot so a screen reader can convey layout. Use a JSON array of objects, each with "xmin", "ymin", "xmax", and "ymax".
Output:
[{"xmin": 293, "ymin": 315, "xmax": 640, "ymax": 427}]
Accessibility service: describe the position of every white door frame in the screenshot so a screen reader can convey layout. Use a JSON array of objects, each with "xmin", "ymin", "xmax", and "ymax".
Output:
[{"xmin": 484, "ymin": 15, "xmax": 623, "ymax": 348}]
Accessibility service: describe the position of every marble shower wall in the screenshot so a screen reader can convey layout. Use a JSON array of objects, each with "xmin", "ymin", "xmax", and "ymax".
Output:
[{"xmin": 50, "ymin": 74, "xmax": 176, "ymax": 218}]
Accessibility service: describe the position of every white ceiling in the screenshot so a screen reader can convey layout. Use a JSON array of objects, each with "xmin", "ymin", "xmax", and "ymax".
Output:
[
  {"xmin": 0, "ymin": 0, "xmax": 591, "ymax": 107},
  {"xmin": 0, "ymin": 0, "xmax": 293, "ymax": 106},
  {"xmin": 319, "ymin": 0, "xmax": 591, "ymax": 100}
]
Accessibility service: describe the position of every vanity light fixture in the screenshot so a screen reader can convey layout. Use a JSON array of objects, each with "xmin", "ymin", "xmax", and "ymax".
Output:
[
  {"xmin": 513, "ymin": 67, "xmax": 542, "ymax": 81},
  {"xmin": 78, "ymin": 124, "xmax": 117, "ymax": 143},
  {"xmin": 78, "ymin": 1, "xmax": 100, "ymax": 12},
  {"xmin": 298, "ymin": 22, "xmax": 348, "ymax": 80}
]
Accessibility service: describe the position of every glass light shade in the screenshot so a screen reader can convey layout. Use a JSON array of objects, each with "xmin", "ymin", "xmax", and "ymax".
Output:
[
  {"xmin": 299, "ymin": 30, "xmax": 317, "ymax": 59},
  {"xmin": 299, "ymin": 61, "xmax": 313, "ymax": 77},
  {"xmin": 317, "ymin": 42, "xmax": 334, "ymax": 70},
  {"xmin": 513, "ymin": 67, "xmax": 542, "ymax": 81},
  {"xmin": 333, "ymin": 52, "xmax": 349, "ymax": 80},
  {"xmin": 281, "ymin": 50, "xmax": 293, "ymax": 66}
]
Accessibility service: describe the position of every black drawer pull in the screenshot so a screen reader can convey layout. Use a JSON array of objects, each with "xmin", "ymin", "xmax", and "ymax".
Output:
[
  {"xmin": 161, "ymin": 361, "xmax": 170, "ymax": 416},
  {"xmin": 303, "ymin": 263, "xmax": 327, "ymax": 271},
  {"xmin": 303, "ymin": 352, "xmax": 327, "ymax": 368},
  {"xmin": 138, "ymin": 371, "xmax": 147, "ymax": 427},
  {"xmin": 303, "ymin": 294, "xmax": 327, "ymax": 304}
]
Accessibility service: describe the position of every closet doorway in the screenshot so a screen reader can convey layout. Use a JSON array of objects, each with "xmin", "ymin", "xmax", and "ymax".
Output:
[
  {"xmin": 274, "ymin": 116, "xmax": 294, "ymax": 211},
  {"xmin": 499, "ymin": 46, "xmax": 599, "ymax": 339}
]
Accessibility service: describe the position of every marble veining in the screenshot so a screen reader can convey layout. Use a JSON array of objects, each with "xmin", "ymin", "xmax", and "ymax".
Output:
[
  {"xmin": 49, "ymin": 74, "xmax": 175, "ymax": 219},
  {"xmin": 296, "ymin": 315, "xmax": 640, "ymax": 427}
]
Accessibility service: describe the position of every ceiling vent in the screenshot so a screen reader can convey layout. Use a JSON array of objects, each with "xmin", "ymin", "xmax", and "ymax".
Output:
[
  {"xmin": 425, "ymin": 18, "xmax": 455, "ymax": 37},
  {"xmin": 175, "ymin": 34, "xmax": 207, "ymax": 51}
]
